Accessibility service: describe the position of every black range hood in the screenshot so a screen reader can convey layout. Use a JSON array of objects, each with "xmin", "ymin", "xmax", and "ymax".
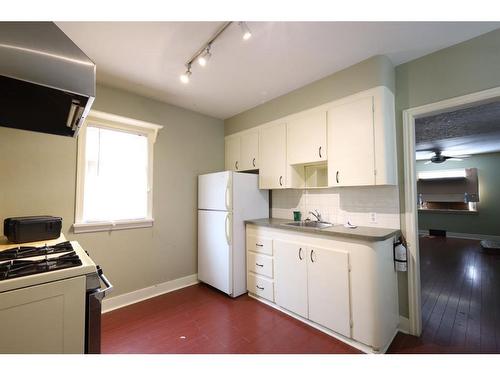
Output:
[{"xmin": 0, "ymin": 22, "xmax": 96, "ymax": 137}]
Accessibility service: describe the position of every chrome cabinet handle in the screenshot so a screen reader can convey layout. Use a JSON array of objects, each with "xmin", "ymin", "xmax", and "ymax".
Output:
[
  {"xmin": 256, "ymin": 285, "xmax": 264, "ymax": 290},
  {"xmin": 310, "ymin": 249, "xmax": 315, "ymax": 263},
  {"xmin": 235, "ymin": 161, "xmax": 239, "ymax": 170},
  {"xmin": 256, "ymin": 243, "xmax": 263, "ymax": 247},
  {"xmin": 252, "ymin": 157, "xmax": 256, "ymax": 167},
  {"xmin": 336, "ymin": 171, "xmax": 339, "ymax": 184},
  {"xmin": 298, "ymin": 247, "xmax": 303, "ymax": 260},
  {"xmin": 256, "ymin": 263, "xmax": 264, "ymax": 267},
  {"xmin": 279, "ymin": 176, "xmax": 283, "ymax": 186},
  {"xmin": 319, "ymin": 146, "xmax": 322, "ymax": 158}
]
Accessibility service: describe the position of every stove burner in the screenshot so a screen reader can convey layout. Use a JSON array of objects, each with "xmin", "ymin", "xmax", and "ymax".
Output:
[
  {"xmin": 0, "ymin": 241, "xmax": 74, "ymax": 261},
  {"xmin": 0, "ymin": 251, "xmax": 82, "ymax": 280}
]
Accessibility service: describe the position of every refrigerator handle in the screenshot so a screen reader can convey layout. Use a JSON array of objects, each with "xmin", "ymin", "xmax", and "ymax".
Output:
[
  {"xmin": 225, "ymin": 213, "xmax": 231, "ymax": 245},
  {"xmin": 225, "ymin": 182, "xmax": 231, "ymax": 210}
]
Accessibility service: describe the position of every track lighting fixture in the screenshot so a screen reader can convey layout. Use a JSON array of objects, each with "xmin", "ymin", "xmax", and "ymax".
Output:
[
  {"xmin": 239, "ymin": 22, "xmax": 252, "ymax": 40},
  {"xmin": 179, "ymin": 64, "xmax": 192, "ymax": 84},
  {"xmin": 180, "ymin": 21, "xmax": 253, "ymax": 84},
  {"xmin": 197, "ymin": 45, "xmax": 211, "ymax": 67}
]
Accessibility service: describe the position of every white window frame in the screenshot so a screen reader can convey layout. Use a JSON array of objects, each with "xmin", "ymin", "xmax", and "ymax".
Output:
[{"xmin": 73, "ymin": 110, "xmax": 163, "ymax": 233}]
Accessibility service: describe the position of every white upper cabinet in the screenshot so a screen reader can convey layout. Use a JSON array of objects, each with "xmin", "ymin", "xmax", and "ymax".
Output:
[
  {"xmin": 328, "ymin": 96, "xmax": 375, "ymax": 186},
  {"xmin": 259, "ymin": 123, "xmax": 287, "ymax": 189},
  {"xmin": 225, "ymin": 136, "xmax": 240, "ymax": 171},
  {"xmin": 240, "ymin": 131, "xmax": 259, "ymax": 171},
  {"xmin": 287, "ymin": 110, "xmax": 327, "ymax": 165},
  {"xmin": 327, "ymin": 86, "xmax": 397, "ymax": 187}
]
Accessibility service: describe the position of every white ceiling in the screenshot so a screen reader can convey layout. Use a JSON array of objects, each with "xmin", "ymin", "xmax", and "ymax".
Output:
[{"xmin": 56, "ymin": 22, "xmax": 500, "ymax": 119}]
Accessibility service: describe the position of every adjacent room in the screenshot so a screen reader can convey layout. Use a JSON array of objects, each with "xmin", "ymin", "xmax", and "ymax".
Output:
[
  {"xmin": 395, "ymin": 101, "xmax": 500, "ymax": 353},
  {"xmin": 1, "ymin": 14, "xmax": 500, "ymax": 362}
]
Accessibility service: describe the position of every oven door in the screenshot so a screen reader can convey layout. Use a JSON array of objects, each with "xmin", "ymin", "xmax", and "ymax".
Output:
[{"xmin": 85, "ymin": 266, "xmax": 113, "ymax": 354}]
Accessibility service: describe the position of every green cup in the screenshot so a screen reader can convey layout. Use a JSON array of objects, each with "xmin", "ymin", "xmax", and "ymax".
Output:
[{"xmin": 293, "ymin": 211, "xmax": 302, "ymax": 222}]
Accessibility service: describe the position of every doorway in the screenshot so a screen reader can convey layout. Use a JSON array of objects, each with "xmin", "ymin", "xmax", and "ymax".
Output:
[{"xmin": 402, "ymin": 87, "xmax": 500, "ymax": 346}]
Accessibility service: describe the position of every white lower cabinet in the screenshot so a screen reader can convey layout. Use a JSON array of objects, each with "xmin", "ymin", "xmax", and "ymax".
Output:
[
  {"xmin": 274, "ymin": 240, "xmax": 351, "ymax": 335},
  {"xmin": 307, "ymin": 246, "xmax": 350, "ymax": 337},
  {"xmin": 274, "ymin": 239, "xmax": 308, "ymax": 318},
  {"xmin": 246, "ymin": 224, "xmax": 399, "ymax": 353}
]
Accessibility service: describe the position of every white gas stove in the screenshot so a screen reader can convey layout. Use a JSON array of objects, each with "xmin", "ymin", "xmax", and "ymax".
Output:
[{"xmin": 0, "ymin": 235, "xmax": 112, "ymax": 354}]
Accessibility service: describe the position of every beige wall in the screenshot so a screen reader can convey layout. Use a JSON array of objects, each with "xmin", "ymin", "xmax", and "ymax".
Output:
[
  {"xmin": 224, "ymin": 55, "xmax": 395, "ymax": 135},
  {"xmin": 0, "ymin": 84, "xmax": 224, "ymax": 297}
]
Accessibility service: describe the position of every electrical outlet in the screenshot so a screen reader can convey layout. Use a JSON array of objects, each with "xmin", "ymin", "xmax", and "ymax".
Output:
[{"xmin": 369, "ymin": 212, "xmax": 377, "ymax": 224}]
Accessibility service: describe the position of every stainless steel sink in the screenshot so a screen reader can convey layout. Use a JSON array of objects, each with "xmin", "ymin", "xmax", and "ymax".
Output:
[{"xmin": 282, "ymin": 221, "xmax": 333, "ymax": 229}]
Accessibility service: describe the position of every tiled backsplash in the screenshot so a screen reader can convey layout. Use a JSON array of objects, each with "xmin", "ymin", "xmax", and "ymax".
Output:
[{"xmin": 271, "ymin": 186, "xmax": 401, "ymax": 229}]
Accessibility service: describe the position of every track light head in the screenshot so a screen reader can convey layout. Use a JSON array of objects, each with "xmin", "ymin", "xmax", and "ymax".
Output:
[
  {"xmin": 239, "ymin": 22, "xmax": 252, "ymax": 40},
  {"xmin": 197, "ymin": 46, "xmax": 212, "ymax": 67},
  {"xmin": 180, "ymin": 65, "xmax": 192, "ymax": 84}
]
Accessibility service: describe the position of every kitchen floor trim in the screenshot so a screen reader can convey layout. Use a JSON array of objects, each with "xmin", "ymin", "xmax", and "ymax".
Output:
[{"xmin": 102, "ymin": 273, "xmax": 198, "ymax": 313}]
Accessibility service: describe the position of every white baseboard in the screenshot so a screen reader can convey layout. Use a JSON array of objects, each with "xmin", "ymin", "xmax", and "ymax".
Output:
[
  {"xmin": 102, "ymin": 273, "xmax": 199, "ymax": 313},
  {"xmin": 419, "ymin": 229, "xmax": 500, "ymax": 241},
  {"xmin": 398, "ymin": 316, "xmax": 410, "ymax": 334}
]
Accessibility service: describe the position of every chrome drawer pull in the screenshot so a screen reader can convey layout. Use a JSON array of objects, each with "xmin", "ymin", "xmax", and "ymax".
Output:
[
  {"xmin": 256, "ymin": 263, "xmax": 264, "ymax": 267},
  {"xmin": 256, "ymin": 243, "xmax": 263, "ymax": 247},
  {"xmin": 256, "ymin": 285, "xmax": 264, "ymax": 290}
]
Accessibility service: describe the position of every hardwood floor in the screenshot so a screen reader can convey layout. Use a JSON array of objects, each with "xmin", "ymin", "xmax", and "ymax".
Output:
[
  {"xmin": 102, "ymin": 283, "xmax": 361, "ymax": 354},
  {"xmin": 102, "ymin": 236, "xmax": 500, "ymax": 354},
  {"xmin": 387, "ymin": 236, "xmax": 500, "ymax": 354}
]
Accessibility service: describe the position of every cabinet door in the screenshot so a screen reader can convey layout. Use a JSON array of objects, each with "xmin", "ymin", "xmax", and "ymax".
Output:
[
  {"xmin": 0, "ymin": 276, "xmax": 86, "ymax": 353},
  {"xmin": 240, "ymin": 131, "xmax": 259, "ymax": 170},
  {"xmin": 259, "ymin": 123, "xmax": 287, "ymax": 189},
  {"xmin": 287, "ymin": 110, "xmax": 327, "ymax": 165},
  {"xmin": 307, "ymin": 246, "xmax": 351, "ymax": 337},
  {"xmin": 327, "ymin": 96, "xmax": 375, "ymax": 186},
  {"xmin": 274, "ymin": 239, "xmax": 308, "ymax": 318},
  {"xmin": 225, "ymin": 136, "xmax": 240, "ymax": 171}
]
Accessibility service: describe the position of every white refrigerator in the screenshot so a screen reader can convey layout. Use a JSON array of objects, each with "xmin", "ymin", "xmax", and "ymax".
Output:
[{"xmin": 198, "ymin": 171, "xmax": 269, "ymax": 297}]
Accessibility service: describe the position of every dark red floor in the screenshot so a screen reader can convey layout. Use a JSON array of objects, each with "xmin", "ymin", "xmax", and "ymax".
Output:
[
  {"xmin": 102, "ymin": 236, "xmax": 500, "ymax": 354},
  {"xmin": 387, "ymin": 236, "xmax": 500, "ymax": 354},
  {"xmin": 102, "ymin": 283, "xmax": 361, "ymax": 354}
]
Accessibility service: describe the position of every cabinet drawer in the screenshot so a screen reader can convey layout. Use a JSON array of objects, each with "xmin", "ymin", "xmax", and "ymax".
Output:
[
  {"xmin": 247, "ymin": 273, "xmax": 274, "ymax": 301},
  {"xmin": 247, "ymin": 252, "xmax": 273, "ymax": 278},
  {"xmin": 247, "ymin": 235, "xmax": 272, "ymax": 255}
]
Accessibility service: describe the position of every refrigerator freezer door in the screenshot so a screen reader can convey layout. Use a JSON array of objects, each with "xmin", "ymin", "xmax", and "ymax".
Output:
[
  {"xmin": 197, "ymin": 210, "xmax": 232, "ymax": 295},
  {"xmin": 198, "ymin": 171, "xmax": 232, "ymax": 211}
]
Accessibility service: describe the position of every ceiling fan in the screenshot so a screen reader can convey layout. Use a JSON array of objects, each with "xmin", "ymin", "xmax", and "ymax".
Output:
[{"xmin": 424, "ymin": 150, "xmax": 469, "ymax": 164}]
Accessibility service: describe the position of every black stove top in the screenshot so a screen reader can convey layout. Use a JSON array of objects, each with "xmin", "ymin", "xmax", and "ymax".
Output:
[
  {"xmin": 0, "ymin": 241, "xmax": 74, "ymax": 261},
  {"xmin": 0, "ymin": 242, "xmax": 82, "ymax": 281}
]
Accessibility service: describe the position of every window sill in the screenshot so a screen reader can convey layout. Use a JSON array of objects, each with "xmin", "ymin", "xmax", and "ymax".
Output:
[{"xmin": 73, "ymin": 218, "xmax": 154, "ymax": 234}]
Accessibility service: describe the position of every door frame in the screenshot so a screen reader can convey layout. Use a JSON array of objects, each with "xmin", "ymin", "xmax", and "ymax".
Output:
[{"xmin": 403, "ymin": 86, "xmax": 500, "ymax": 336}]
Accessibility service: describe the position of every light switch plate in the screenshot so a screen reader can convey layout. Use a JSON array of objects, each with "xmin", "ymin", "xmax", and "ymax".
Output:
[{"xmin": 369, "ymin": 212, "xmax": 377, "ymax": 224}]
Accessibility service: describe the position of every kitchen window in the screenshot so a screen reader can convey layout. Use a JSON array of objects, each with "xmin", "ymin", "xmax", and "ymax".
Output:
[{"xmin": 74, "ymin": 110, "xmax": 162, "ymax": 233}]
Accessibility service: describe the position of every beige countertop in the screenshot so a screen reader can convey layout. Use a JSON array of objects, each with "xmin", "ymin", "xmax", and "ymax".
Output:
[{"xmin": 245, "ymin": 218, "xmax": 400, "ymax": 242}]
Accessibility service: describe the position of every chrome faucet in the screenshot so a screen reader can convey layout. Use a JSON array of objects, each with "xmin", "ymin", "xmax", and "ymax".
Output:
[{"xmin": 309, "ymin": 209, "xmax": 323, "ymax": 222}]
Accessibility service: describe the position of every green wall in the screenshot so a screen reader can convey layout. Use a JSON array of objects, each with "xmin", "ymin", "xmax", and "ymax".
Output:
[
  {"xmin": 224, "ymin": 55, "xmax": 395, "ymax": 135},
  {"xmin": 416, "ymin": 152, "xmax": 500, "ymax": 236},
  {"xmin": 0, "ymin": 84, "xmax": 224, "ymax": 299}
]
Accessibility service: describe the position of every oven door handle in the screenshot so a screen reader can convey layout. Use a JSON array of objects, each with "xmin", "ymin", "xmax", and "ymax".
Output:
[{"xmin": 95, "ymin": 268, "xmax": 113, "ymax": 298}]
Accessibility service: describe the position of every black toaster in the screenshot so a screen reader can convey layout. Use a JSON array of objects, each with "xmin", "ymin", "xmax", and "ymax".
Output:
[{"xmin": 3, "ymin": 216, "xmax": 62, "ymax": 244}]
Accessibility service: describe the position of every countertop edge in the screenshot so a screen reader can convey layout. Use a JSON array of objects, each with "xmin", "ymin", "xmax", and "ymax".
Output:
[{"xmin": 245, "ymin": 218, "xmax": 400, "ymax": 242}]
